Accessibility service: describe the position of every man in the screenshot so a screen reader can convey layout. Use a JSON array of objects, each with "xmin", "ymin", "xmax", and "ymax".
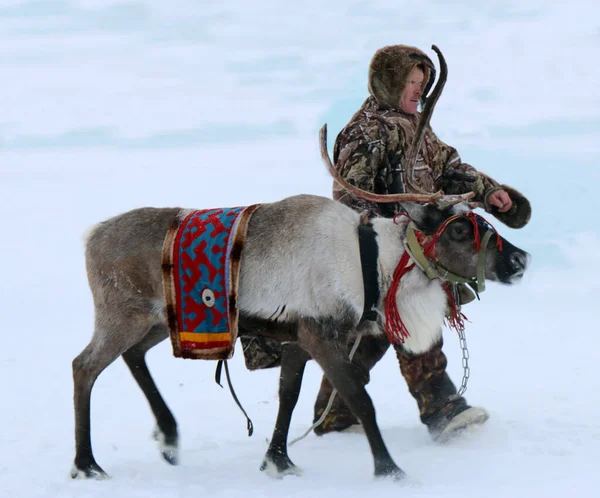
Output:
[{"xmin": 312, "ymin": 44, "xmax": 530, "ymax": 442}]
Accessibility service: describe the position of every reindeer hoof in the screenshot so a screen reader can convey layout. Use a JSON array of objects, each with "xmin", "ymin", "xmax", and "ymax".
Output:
[
  {"xmin": 260, "ymin": 453, "xmax": 303, "ymax": 478},
  {"xmin": 70, "ymin": 463, "xmax": 109, "ymax": 480},
  {"xmin": 161, "ymin": 446, "xmax": 179, "ymax": 465},
  {"xmin": 374, "ymin": 462, "xmax": 406, "ymax": 481},
  {"xmin": 375, "ymin": 469, "xmax": 407, "ymax": 481},
  {"xmin": 152, "ymin": 426, "xmax": 179, "ymax": 466}
]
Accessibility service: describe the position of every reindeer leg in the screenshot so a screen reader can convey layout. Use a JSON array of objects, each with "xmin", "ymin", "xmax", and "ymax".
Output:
[
  {"xmin": 121, "ymin": 324, "xmax": 178, "ymax": 465},
  {"xmin": 71, "ymin": 309, "xmax": 158, "ymax": 479},
  {"xmin": 298, "ymin": 318, "xmax": 406, "ymax": 480},
  {"xmin": 260, "ymin": 342, "xmax": 310, "ymax": 478},
  {"xmin": 71, "ymin": 339, "xmax": 112, "ymax": 480}
]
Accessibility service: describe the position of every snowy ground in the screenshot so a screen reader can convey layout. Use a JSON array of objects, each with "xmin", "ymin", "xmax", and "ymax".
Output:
[{"xmin": 1, "ymin": 1, "xmax": 599, "ymax": 497}]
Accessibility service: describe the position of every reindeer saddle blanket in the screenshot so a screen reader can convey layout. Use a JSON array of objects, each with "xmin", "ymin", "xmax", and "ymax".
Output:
[{"xmin": 162, "ymin": 205, "xmax": 260, "ymax": 360}]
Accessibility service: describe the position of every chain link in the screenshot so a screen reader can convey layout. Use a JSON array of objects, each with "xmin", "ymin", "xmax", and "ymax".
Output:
[
  {"xmin": 450, "ymin": 283, "xmax": 470, "ymax": 398},
  {"xmin": 456, "ymin": 325, "xmax": 470, "ymax": 396}
]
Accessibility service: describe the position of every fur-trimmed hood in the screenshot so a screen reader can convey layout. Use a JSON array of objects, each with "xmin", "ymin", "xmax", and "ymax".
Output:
[{"xmin": 368, "ymin": 45, "xmax": 435, "ymax": 109}]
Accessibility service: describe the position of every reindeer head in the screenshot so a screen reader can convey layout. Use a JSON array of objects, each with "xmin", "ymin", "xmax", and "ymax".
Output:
[{"xmin": 401, "ymin": 201, "xmax": 530, "ymax": 289}]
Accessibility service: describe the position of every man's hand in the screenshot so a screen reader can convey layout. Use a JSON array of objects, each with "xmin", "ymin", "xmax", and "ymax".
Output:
[{"xmin": 487, "ymin": 190, "xmax": 513, "ymax": 212}]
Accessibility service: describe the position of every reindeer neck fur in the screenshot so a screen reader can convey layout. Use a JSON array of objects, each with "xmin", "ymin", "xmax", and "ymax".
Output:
[{"xmin": 371, "ymin": 217, "xmax": 446, "ymax": 355}]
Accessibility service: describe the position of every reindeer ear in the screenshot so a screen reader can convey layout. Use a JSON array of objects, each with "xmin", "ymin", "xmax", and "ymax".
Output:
[{"xmin": 399, "ymin": 202, "xmax": 428, "ymax": 226}]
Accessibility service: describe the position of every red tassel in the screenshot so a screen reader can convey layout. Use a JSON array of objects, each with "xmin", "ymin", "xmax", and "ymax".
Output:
[
  {"xmin": 470, "ymin": 213, "xmax": 481, "ymax": 253},
  {"xmin": 384, "ymin": 210, "xmax": 501, "ymax": 344},
  {"xmin": 384, "ymin": 251, "xmax": 414, "ymax": 344},
  {"xmin": 443, "ymin": 284, "xmax": 468, "ymax": 334}
]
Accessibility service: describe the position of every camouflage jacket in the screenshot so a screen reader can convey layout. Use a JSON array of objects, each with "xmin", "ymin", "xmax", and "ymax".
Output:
[{"xmin": 332, "ymin": 96, "xmax": 499, "ymax": 216}]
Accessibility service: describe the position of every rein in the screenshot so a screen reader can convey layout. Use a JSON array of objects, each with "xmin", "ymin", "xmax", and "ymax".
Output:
[{"xmin": 384, "ymin": 211, "xmax": 502, "ymax": 344}]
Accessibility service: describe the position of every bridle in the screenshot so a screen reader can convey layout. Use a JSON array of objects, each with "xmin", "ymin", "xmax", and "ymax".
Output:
[
  {"xmin": 384, "ymin": 211, "xmax": 503, "ymax": 345},
  {"xmin": 404, "ymin": 211, "xmax": 503, "ymax": 294}
]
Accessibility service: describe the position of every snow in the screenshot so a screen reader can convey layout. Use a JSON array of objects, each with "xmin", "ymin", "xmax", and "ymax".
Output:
[{"xmin": 1, "ymin": 1, "xmax": 599, "ymax": 496}]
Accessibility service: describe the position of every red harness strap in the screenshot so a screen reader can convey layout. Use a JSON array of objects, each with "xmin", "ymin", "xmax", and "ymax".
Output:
[{"xmin": 384, "ymin": 211, "xmax": 502, "ymax": 344}]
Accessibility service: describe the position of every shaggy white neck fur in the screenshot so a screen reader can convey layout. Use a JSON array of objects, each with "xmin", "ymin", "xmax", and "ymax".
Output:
[{"xmin": 372, "ymin": 218, "xmax": 445, "ymax": 355}]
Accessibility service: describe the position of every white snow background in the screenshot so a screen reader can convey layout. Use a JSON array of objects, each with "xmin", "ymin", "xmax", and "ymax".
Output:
[{"xmin": 1, "ymin": 1, "xmax": 599, "ymax": 497}]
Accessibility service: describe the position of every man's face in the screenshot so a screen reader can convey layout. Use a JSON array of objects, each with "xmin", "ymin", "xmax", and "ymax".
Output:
[{"xmin": 400, "ymin": 67, "xmax": 425, "ymax": 114}]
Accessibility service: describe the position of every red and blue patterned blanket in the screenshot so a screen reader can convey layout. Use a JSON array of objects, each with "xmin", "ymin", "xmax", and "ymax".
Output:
[{"xmin": 162, "ymin": 205, "xmax": 260, "ymax": 360}]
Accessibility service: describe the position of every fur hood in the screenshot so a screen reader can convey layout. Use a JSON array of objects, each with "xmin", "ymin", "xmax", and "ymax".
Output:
[{"xmin": 368, "ymin": 45, "xmax": 435, "ymax": 109}]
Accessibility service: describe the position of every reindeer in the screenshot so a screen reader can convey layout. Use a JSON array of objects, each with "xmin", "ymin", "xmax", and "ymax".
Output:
[{"xmin": 71, "ymin": 46, "xmax": 530, "ymax": 480}]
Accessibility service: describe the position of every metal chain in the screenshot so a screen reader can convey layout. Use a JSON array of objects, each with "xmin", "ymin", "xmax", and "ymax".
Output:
[
  {"xmin": 456, "ymin": 325, "xmax": 470, "ymax": 397},
  {"xmin": 450, "ymin": 283, "xmax": 470, "ymax": 398}
]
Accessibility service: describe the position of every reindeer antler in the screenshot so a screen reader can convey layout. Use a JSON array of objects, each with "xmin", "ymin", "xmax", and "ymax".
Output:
[
  {"xmin": 403, "ymin": 44, "xmax": 448, "ymax": 194},
  {"xmin": 320, "ymin": 124, "xmax": 473, "ymax": 206}
]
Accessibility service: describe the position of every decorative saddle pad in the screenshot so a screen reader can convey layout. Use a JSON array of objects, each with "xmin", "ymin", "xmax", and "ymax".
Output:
[{"xmin": 161, "ymin": 205, "xmax": 260, "ymax": 360}]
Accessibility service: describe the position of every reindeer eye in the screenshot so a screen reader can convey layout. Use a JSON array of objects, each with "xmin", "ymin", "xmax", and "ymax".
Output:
[{"xmin": 451, "ymin": 223, "xmax": 470, "ymax": 240}]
